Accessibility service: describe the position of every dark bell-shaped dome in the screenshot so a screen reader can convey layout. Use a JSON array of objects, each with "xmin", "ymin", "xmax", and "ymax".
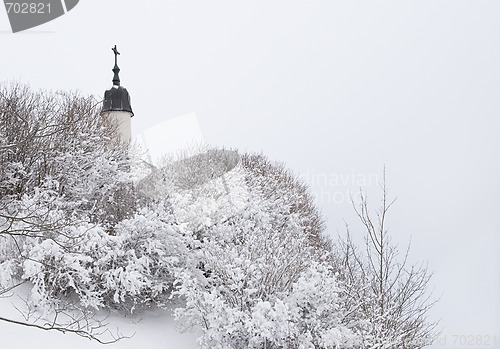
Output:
[{"xmin": 102, "ymin": 86, "xmax": 134, "ymax": 115}]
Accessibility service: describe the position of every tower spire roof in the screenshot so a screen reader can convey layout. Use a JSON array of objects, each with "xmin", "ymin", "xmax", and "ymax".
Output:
[{"xmin": 102, "ymin": 44, "xmax": 133, "ymax": 116}]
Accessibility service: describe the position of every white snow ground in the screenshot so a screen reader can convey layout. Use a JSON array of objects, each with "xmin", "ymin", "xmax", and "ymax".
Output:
[{"xmin": 0, "ymin": 287, "xmax": 200, "ymax": 349}]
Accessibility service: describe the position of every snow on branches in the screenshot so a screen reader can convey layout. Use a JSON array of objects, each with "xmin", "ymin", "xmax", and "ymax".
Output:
[
  {"xmin": 173, "ymin": 154, "xmax": 359, "ymax": 348},
  {"xmin": 0, "ymin": 83, "xmax": 437, "ymax": 347}
]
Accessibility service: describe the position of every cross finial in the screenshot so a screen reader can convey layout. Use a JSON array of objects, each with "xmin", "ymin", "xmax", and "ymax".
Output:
[
  {"xmin": 112, "ymin": 45, "xmax": 120, "ymax": 67},
  {"xmin": 111, "ymin": 45, "xmax": 121, "ymax": 86}
]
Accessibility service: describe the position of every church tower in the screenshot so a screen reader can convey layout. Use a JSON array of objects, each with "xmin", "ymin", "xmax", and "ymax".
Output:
[{"xmin": 101, "ymin": 45, "xmax": 133, "ymax": 143}]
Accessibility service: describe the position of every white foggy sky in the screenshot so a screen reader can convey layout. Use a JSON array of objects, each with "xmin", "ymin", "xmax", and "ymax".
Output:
[{"xmin": 1, "ymin": 1, "xmax": 499, "ymax": 347}]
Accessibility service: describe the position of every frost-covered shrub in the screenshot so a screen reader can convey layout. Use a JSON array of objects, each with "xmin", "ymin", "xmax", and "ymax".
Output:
[
  {"xmin": 145, "ymin": 148, "xmax": 249, "ymax": 232},
  {"xmin": 174, "ymin": 154, "xmax": 358, "ymax": 348},
  {"xmin": 0, "ymin": 84, "xmax": 194, "ymax": 340},
  {"xmin": 176, "ymin": 261, "xmax": 358, "ymax": 349},
  {"xmin": 0, "ymin": 83, "xmax": 137, "ymax": 231},
  {"xmin": 0, "ymin": 84, "xmax": 149, "ymax": 310},
  {"xmin": 96, "ymin": 204, "xmax": 189, "ymax": 311},
  {"xmin": 242, "ymin": 153, "xmax": 330, "ymax": 253},
  {"xmin": 13, "ymin": 202, "xmax": 190, "ymax": 313}
]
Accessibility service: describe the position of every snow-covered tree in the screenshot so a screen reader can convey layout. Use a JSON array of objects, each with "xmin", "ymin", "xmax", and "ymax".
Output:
[
  {"xmin": 0, "ymin": 83, "xmax": 148, "ymax": 341},
  {"xmin": 242, "ymin": 153, "xmax": 330, "ymax": 254},
  {"xmin": 19, "ymin": 201, "xmax": 188, "ymax": 309},
  {"xmin": 332, "ymin": 174, "xmax": 438, "ymax": 348},
  {"xmin": 174, "ymin": 153, "xmax": 359, "ymax": 348},
  {"xmin": 0, "ymin": 83, "xmax": 437, "ymax": 347}
]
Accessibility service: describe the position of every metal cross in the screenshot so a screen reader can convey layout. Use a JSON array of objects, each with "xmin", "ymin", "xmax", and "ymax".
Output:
[{"xmin": 112, "ymin": 45, "xmax": 120, "ymax": 67}]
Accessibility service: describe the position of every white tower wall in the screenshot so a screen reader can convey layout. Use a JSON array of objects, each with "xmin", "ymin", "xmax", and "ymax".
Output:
[{"xmin": 103, "ymin": 110, "xmax": 132, "ymax": 143}]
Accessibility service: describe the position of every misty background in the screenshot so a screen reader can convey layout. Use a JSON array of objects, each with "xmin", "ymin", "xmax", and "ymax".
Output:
[{"xmin": 1, "ymin": 1, "xmax": 499, "ymax": 347}]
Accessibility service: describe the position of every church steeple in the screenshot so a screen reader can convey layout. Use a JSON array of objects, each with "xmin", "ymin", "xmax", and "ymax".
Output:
[
  {"xmin": 102, "ymin": 45, "xmax": 133, "ymax": 115},
  {"xmin": 101, "ymin": 45, "xmax": 133, "ymax": 142}
]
